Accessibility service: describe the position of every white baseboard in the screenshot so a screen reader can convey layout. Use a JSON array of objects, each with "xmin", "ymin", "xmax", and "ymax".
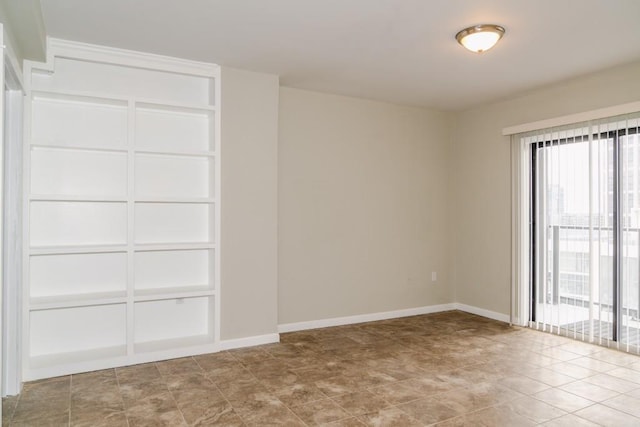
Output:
[
  {"xmin": 195, "ymin": 303, "xmax": 509, "ymax": 352},
  {"xmin": 277, "ymin": 302, "xmax": 511, "ymax": 334},
  {"xmin": 278, "ymin": 303, "xmax": 456, "ymax": 333},
  {"xmin": 218, "ymin": 333, "xmax": 280, "ymax": 351},
  {"xmin": 454, "ymin": 303, "xmax": 510, "ymax": 323}
]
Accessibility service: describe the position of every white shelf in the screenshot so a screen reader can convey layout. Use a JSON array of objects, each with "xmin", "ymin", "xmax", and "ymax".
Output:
[
  {"xmin": 31, "ymin": 243, "xmax": 215, "ymax": 255},
  {"xmin": 25, "ymin": 46, "xmax": 220, "ymax": 381},
  {"xmin": 134, "ymin": 148, "xmax": 215, "ymax": 157},
  {"xmin": 28, "ymin": 195, "xmax": 213, "ymax": 203},
  {"xmin": 30, "ymin": 194, "xmax": 128, "ymax": 202},
  {"xmin": 31, "ymin": 143, "xmax": 128, "ymax": 154},
  {"xmin": 134, "ymin": 242, "xmax": 215, "ymax": 252},
  {"xmin": 135, "ymin": 197, "xmax": 214, "ymax": 204},
  {"xmin": 136, "ymin": 99, "xmax": 215, "ymax": 114},
  {"xmin": 32, "ymin": 88, "xmax": 215, "ymax": 112},
  {"xmin": 30, "ymin": 244, "xmax": 128, "ymax": 256},
  {"xmin": 134, "ymin": 285, "xmax": 214, "ymax": 302},
  {"xmin": 31, "ymin": 92, "xmax": 128, "ymax": 151},
  {"xmin": 32, "ymin": 89, "xmax": 128, "ymax": 106},
  {"xmin": 30, "ymin": 291, "xmax": 128, "ymax": 310},
  {"xmin": 30, "ymin": 345, "xmax": 127, "ymax": 369},
  {"xmin": 134, "ymin": 334, "xmax": 214, "ymax": 354}
]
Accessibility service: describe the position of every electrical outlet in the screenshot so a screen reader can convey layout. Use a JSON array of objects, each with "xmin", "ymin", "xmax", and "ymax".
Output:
[{"xmin": 431, "ymin": 271, "xmax": 437, "ymax": 282}]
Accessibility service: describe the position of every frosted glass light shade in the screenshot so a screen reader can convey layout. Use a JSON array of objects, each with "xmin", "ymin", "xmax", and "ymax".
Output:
[{"xmin": 456, "ymin": 25, "xmax": 505, "ymax": 53}]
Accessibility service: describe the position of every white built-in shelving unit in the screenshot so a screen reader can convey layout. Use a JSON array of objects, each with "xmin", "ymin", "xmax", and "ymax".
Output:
[{"xmin": 23, "ymin": 40, "xmax": 221, "ymax": 380}]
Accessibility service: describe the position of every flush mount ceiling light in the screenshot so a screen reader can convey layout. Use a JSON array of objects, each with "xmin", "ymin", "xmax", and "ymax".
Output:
[{"xmin": 455, "ymin": 24, "xmax": 505, "ymax": 53}]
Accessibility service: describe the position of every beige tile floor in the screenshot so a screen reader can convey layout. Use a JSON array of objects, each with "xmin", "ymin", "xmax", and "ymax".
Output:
[{"xmin": 3, "ymin": 311, "xmax": 640, "ymax": 426}]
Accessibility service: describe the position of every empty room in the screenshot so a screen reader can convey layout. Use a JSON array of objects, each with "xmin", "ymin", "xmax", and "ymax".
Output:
[{"xmin": 2, "ymin": 0, "xmax": 640, "ymax": 426}]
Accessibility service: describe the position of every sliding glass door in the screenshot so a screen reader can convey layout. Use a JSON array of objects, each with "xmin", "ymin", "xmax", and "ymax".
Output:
[{"xmin": 530, "ymin": 115, "xmax": 640, "ymax": 351}]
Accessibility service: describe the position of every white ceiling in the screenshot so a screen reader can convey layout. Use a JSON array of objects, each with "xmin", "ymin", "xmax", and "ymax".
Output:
[{"xmin": 39, "ymin": 0, "xmax": 640, "ymax": 110}]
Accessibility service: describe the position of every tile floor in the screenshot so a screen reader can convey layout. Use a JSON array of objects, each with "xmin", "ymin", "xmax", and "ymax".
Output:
[{"xmin": 3, "ymin": 311, "xmax": 640, "ymax": 426}]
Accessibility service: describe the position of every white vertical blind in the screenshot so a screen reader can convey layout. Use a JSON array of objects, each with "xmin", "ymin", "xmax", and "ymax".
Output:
[{"xmin": 513, "ymin": 112, "xmax": 640, "ymax": 353}]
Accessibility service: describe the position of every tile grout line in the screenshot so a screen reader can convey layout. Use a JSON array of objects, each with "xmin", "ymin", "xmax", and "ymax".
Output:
[
  {"xmin": 7, "ymin": 391, "xmax": 21, "ymax": 424},
  {"xmin": 155, "ymin": 359, "xmax": 192, "ymax": 427},
  {"xmin": 191, "ymin": 353, "xmax": 248, "ymax": 426},
  {"xmin": 113, "ymin": 367, "xmax": 131, "ymax": 427},
  {"xmin": 68, "ymin": 374, "xmax": 72, "ymax": 427},
  {"xmin": 567, "ymin": 402, "xmax": 606, "ymax": 426},
  {"xmin": 327, "ymin": 390, "xmax": 394, "ymax": 426},
  {"xmin": 226, "ymin": 349, "xmax": 325, "ymax": 426},
  {"xmin": 252, "ymin": 371, "xmax": 312, "ymax": 426}
]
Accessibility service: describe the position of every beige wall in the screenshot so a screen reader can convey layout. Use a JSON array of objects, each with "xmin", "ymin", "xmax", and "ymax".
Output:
[
  {"xmin": 278, "ymin": 87, "xmax": 452, "ymax": 324},
  {"xmin": 220, "ymin": 67, "xmax": 279, "ymax": 339},
  {"xmin": 450, "ymin": 60, "xmax": 640, "ymax": 316},
  {"xmin": 220, "ymin": 59, "xmax": 640, "ymax": 335}
]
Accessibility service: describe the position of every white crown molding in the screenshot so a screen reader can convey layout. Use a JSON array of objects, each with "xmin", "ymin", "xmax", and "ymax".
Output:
[{"xmin": 42, "ymin": 37, "xmax": 219, "ymax": 78}]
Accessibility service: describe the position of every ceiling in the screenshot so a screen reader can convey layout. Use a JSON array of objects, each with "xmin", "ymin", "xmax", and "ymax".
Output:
[{"xmin": 39, "ymin": 0, "xmax": 640, "ymax": 111}]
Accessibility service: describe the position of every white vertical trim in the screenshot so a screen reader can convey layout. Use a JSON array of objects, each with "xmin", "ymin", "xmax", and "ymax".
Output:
[
  {"xmin": 510, "ymin": 139, "xmax": 515, "ymax": 326},
  {"xmin": 0, "ymin": 24, "xmax": 4, "ymax": 407},
  {"xmin": 2, "ymin": 90, "xmax": 23, "ymax": 397},
  {"xmin": 126, "ymin": 99, "xmax": 135, "ymax": 357},
  {"xmin": 0, "ymin": 22, "xmax": 27, "ymax": 398},
  {"xmin": 213, "ymin": 70, "xmax": 221, "ymax": 345},
  {"xmin": 20, "ymin": 60, "xmax": 33, "ymax": 394},
  {"xmin": 0, "ymin": 22, "xmax": 25, "ymax": 397}
]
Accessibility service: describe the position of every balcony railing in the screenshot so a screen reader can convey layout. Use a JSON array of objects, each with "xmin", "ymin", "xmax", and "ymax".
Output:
[{"xmin": 542, "ymin": 224, "xmax": 640, "ymax": 319}]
